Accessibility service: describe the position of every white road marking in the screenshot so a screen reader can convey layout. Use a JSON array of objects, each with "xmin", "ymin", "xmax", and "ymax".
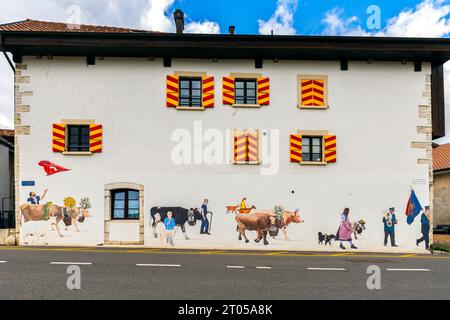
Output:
[
  {"xmin": 136, "ymin": 264, "xmax": 181, "ymax": 268},
  {"xmin": 307, "ymin": 268, "xmax": 346, "ymax": 271},
  {"xmin": 387, "ymin": 268, "xmax": 430, "ymax": 272},
  {"xmin": 0, "ymin": 261, "xmax": 7, "ymax": 264},
  {"xmin": 50, "ymin": 262, "xmax": 92, "ymax": 266},
  {"xmin": 227, "ymin": 265, "xmax": 245, "ymax": 269},
  {"xmin": 256, "ymin": 266, "xmax": 272, "ymax": 270}
]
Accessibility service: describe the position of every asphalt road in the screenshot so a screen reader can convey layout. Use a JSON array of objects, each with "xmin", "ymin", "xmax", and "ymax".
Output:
[{"xmin": 0, "ymin": 246, "xmax": 449, "ymax": 300}]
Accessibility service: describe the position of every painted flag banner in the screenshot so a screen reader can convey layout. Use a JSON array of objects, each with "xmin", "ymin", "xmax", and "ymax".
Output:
[
  {"xmin": 38, "ymin": 161, "xmax": 71, "ymax": 176},
  {"xmin": 405, "ymin": 190, "xmax": 423, "ymax": 225}
]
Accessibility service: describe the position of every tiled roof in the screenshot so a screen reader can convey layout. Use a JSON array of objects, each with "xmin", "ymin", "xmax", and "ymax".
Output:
[
  {"xmin": 0, "ymin": 19, "xmax": 150, "ymax": 33},
  {"xmin": 433, "ymin": 143, "xmax": 450, "ymax": 172},
  {"xmin": 0, "ymin": 129, "xmax": 14, "ymax": 137}
]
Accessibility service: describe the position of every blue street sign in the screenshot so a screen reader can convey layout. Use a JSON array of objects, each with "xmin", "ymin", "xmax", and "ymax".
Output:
[{"xmin": 21, "ymin": 181, "xmax": 36, "ymax": 187}]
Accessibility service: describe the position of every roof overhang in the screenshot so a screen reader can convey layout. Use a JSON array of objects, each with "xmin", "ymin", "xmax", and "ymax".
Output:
[
  {"xmin": 2, "ymin": 32, "xmax": 450, "ymax": 62},
  {"xmin": 434, "ymin": 168, "xmax": 450, "ymax": 175}
]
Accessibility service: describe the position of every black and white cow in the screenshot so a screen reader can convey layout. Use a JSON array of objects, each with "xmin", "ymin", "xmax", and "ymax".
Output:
[{"xmin": 150, "ymin": 207, "xmax": 205, "ymax": 240}]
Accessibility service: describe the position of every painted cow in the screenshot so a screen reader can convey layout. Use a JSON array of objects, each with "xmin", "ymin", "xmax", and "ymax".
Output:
[
  {"xmin": 352, "ymin": 220, "xmax": 366, "ymax": 240},
  {"xmin": 236, "ymin": 210, "xmax": 304, "ymax": 246},
  {"xmin": 20, "ymin": 204, "xmax": 91, "ymax": 240},
  {"xmin": 150, "ymin": 207, "xmax": 205, "ymax": 240}
]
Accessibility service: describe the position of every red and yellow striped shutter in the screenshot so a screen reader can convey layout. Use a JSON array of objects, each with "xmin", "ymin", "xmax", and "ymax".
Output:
[
  {"xmin": 202, "ymin": 76, "xmax": 215, "ymax": 108},
  {"xmin": 234, "ymin": 130, "xmax": 247, "ymax": 162},
  {"xmin": 52, "ymin": 124, "xmax": 66, "ymax": 153},
  {"xmin": 301, "ymin": 79, "xmax": 325, "ymax": 107},
  {"xmin": 324, "ymin": 135, "xmax": 337, "ymax": 163},
  {"xmin": 290, "ymin": 134, "xmax": 302, "ymax": 163},
  {"xmin": 246, "ymin": 130, "xmax": 259, "ymax": 162},
  {"xmin": 166, "ymin": 75, "xmax": 179, "ymax": 108},
  {"xmin": 223, "ymin": 76, "xmax": 235, "ymax": 105},
  {"xmin": 257, "ymin": 77, "xmax": 270, "ymax": 106},
  {"xmin": 90, "ymin": 124, "xmax": 103, "ymax": 153},
  {"xmin": 234, "ymin": 130, "xmax": 259, "ymax": 163}
]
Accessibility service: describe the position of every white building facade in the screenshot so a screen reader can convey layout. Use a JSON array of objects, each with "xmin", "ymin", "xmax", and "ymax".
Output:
[{"xmin": 2, "ymin": 19, "xmax": 446, "ymax": 253}]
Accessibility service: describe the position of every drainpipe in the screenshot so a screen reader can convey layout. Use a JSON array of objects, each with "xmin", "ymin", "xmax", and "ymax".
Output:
[{"xmin": 0, "ymin": 33, "xmax": 15, "ymax": 73}]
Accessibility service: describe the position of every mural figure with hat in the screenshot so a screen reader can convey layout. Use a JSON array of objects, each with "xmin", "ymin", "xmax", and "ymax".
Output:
[
  {"xmin": 27, "ymin": 189, "xmax": 48, "ymax": 205},
  {"xmin": 417, "ymin": 206, "xmax": 432, "ymax": 250},
  {"xmin": 383, "ymin": 208, "xmax": 398, "ymax": 247}
]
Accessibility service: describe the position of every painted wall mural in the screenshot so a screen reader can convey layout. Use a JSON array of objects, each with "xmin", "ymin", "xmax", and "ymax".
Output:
[
  {"xmin": 18, "ymin": 181, "xmax": 432, "ymax": 252},
  {"xmin": 20, "ymin": 192, "xmax": 94, "ymax": 245}
]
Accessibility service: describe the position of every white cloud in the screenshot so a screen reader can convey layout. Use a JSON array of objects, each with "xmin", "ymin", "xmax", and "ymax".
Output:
[
  {"xmin": 322, "ymin": 0, "xmax": 450, "ymax": 37},
  {"xmin": 258, "ymin": 0, "xmax": 298, "ymax": 35},
  {"xmin": 382, "ymin": 0, "xmax": 450, "ymax": 37},
  {"xmin": 185, "ymin": 21, "xmax": 220, "ymax": 34},
  {"xmin": 322, "ymin": 8, "xmax": 369, "ymax": 36},
  {"xmin": 140, "ymin": 0, "xmax": 220, "ymax": 34},
  {"xmin": 140, "ymin": 0, "xmax": 176, "ymax": 32}
]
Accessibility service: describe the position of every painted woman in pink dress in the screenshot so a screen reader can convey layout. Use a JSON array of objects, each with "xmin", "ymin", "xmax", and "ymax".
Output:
[{"xmin": 336, "ymin": 208, "xmax": 357, "ymax": 250}]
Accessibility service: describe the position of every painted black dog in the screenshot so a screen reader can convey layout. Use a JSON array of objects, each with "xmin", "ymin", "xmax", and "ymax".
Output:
[{"xmin": 318, "ymin": 232, "xmax": 336, "ymax": 246}]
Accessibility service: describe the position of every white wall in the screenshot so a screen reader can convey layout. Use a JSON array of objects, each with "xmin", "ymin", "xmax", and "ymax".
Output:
[{"xmin": 17, "ymin": 57, "xmax": 431, "ymax": 252}]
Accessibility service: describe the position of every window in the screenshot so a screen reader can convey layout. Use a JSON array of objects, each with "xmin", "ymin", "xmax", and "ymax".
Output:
[
  {"xmin": 302, "ymin": 136, "xmax": 323, "ymax": 162},
  {"xmin": 233, "ymin": 129, "xmax": 260, "ymax": 164},
  {"xmin": 111, "ymin": 189, "xmax": 140, "ymax": 220},
  {"xmin": 67, "ymin": 125, "xmax": 90, "ymax": 152},
  {"xmin": 298, "ymin": 75, "xmax": 329, "ymax": 109},
  {"xmin": 179, "ymin": 77, "xmax": 202, "ymax": 107},
  {"xmin": 235, "ymin": 79, "xmax": 257, "ymax": 105}
]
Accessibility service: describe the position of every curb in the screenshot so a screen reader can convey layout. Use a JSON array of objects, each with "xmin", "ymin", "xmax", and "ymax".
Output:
[{"xmin": 431, "ymin": 250, "xmax": 450, "ymax": 256}]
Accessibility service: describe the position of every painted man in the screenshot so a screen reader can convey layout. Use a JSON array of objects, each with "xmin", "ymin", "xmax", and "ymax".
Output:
[
  {"xmin": 27, "ymin": 189, "xmax": 48, "ymax": 205},
  {"xmin": 417, "ymin": 206, "xmax": 432, "ymax": 250},
  {"xmin": 200, "ymin": 199, "xmax": 210, "ymax": 235},
  {"xmin": 383, "ymin": 208, "xmax": 398, "ymax": 247}
]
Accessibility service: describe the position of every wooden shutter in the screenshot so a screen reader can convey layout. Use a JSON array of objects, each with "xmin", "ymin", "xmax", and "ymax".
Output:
[
  {"xmin": 290, "ymin": 134, "xmax": 302, "ymax": 163},
  {"xmin": 234, "ymin": 130, "xmax": 247, "ymax": 162},
  {"xmin": 301, "ymin": 79, "xmax": 325, "ymax": 107},
  {"xmin": 246, "ymin": 130, "xmax": 259, "ymax": 162},
  {"xmin": 324, "ymin": 135, "xmax": 337, "ymax": 163},
  {"xmin": 52, "ymin": 124, "xmax": 66, "ymax": 153},
  {"xmin": 202, "ymin": 76, "xmax": 215, "ymax": 108},
  {"xmin": 234, "ymin": 130, "xmax": 259, "ymax": 163},
  {"xmin": 166, "ymin": 75, "xmax": 179, "ymax": 108},
  {"xmin": 257, "ymin": 77, "xmax": 270, "ymax": 106},
  {"xmin": 90, "ymin": 124, "xmax": 103, "ymax": 153},
  {"xmin": 223, "ymin": 76, "xmax": 235, "ymax": 105}
]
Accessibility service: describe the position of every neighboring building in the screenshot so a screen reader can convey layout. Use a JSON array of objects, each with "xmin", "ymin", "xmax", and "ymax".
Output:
[
  {"xmin": 433, "ymin": 143, "xmax": 450, "ymax": 225},
  {"xmin": 0, "ymin": 129, "xmax": 14, "ymax": 235},
  {"xmin": 0, "ymin": 13, "xmax": 447, "ymax": 252}
]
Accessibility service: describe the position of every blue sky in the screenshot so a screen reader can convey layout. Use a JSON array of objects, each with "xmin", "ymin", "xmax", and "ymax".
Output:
[
  {"xmin": 0, "ymin": 0, "xmax": 450, "ymax": 142},
  {"xmin": 172, "ymin": 0, "xmax": 449, "ymax": 35}
]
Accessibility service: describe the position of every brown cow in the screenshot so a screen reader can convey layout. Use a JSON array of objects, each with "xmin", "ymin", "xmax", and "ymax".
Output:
[
  {"xmin": 20, "ymin": 204, "xmax": 92, "ymax": 239},
  {"xmin": 20, "ymin": 204, "xmax": 65, "ymax": 238},
  {"xmin": 236, "ymin": 210, "xmax": 304, "ymax": 245}
]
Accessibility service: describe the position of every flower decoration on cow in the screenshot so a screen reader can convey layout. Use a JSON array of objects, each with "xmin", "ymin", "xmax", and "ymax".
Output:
[
  {"xmin": 64, "ymin": 197, "xmax": 76, "ymax": 209},
  {"xmin": 79, "ymin": 197, "xmax": 92, "ymax": 223},
  {"xmin": 63, "ymin": 197, "xmax": 76, "ymax": 227}
]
